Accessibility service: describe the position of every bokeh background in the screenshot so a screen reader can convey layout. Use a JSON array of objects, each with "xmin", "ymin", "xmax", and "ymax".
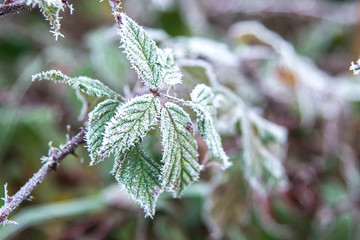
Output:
[{"xmin": 1, "ymin": 0, "xmax": 360, "ymax": 239}]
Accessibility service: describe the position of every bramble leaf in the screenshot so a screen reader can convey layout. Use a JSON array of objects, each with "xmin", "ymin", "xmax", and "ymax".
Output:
[
  {"xmin": 179, "ymin": 59, "xmax": 218, "ymax": 89},
  {"xmin": 112, "ymin": 143, "xmax": 163, "ymax": 217},
  {"xmin": 86, "ymin": 99, "xmax": 122, "ymax": 165},
  {"xmin": 190, "ymin": 84, "xmax": 231, "ymax": 169},
  {"xmin": 160, "ymin": 102, "xmax": 200, "ymax": 197},
  {"xmin": 101, "ymin": 94, "xmax": 160, "ymax": 158},
  {"xmin": 241, "ymin": 113, "xmax": 288, "ymax": 193},
  {"xmin": 26, "ymin": 0, "xmax": 73, "ymax": 40},
  {"xmin": 162, "ymin": 48, "xmax": 182, "ymax": 87},
  {"xmin": 32, "ymin": 70, "xmax": 118, "ymax": 99},
  {"xmin": 120, "ymin": 13, "xmax": 165, "ymax": 90}
]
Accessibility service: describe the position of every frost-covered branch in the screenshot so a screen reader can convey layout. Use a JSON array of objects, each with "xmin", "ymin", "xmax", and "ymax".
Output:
[
  {"xmin": 0, "ymin": 3, "xmax": 232, "ymax": 219},
  {"xmin": 0, "ymin": 0, "xmax": 30, "ymax": 16},
  {"xmin": 0, "ymin": 128, "xmax": 85, "ymax": 226}
]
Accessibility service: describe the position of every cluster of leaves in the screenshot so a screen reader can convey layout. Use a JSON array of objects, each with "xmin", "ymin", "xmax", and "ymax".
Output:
[{"xmin": 33, "ymin": 13, "xmax": 229, "ymax": 217}]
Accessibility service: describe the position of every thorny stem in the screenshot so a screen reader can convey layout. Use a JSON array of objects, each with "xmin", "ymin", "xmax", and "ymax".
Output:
[
  {"xmin": 0, "ymin": 0, "xmax": 31, "ymax": 16},
  {"xmin": 0, "ymin": 128, "xmax": 86, "ymax": 225}
]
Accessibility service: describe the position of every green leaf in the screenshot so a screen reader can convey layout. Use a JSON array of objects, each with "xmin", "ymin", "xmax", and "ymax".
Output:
[
  {"xmin": 32, "ymin": 70, "xmax": 119, "ymax": 99},
  {"xmin": 26, "ymin": 0, "xmax": 73, "ymax": 40},
  {"xmin": 160, "ymin": 102, "xmax": 200, "ymax": 197},
  {"xmin": 101, "ymin": 94, "xmax": 161, "ymax": 158},
  {"xmin": 179, "ymin": 59, "xmax": 218, "ymax": 89},
  {"xmin": 119, "ymin": 13, "xmax": 165, "ymax": 90},
  {"xmin": 241, "ymin": 114, "xmax": 288, "ymax": 193},
  {"xmin": 162, "ymin": 48, "xmax": 182, "ymax": 87},
  {"xmin": 190, "ymin": 84, "xmax": 214, "ymax": 114},
  {"xmin": 190, "ymin": 84, "xmax": 231, "ymax": 169},
  {"xmin": 112, "ymin": 143, "xmax": 163, "ymax": 217},
  {"xmin": 86, "ymin": 99, "xmax": 122, "ymax": 165}
]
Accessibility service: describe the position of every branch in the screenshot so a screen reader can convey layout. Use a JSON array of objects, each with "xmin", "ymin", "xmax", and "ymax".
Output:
[
  {"xmin": 0, "ymin": 0, "xmax": 31, "ymax": 17},
  {"xmin": 0, "ymin": 128, "xmax": 86, "ymax": 225}
]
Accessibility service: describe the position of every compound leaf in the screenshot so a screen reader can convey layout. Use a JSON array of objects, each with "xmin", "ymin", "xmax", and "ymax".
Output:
[
  {"xmin": 160, "ymin": 102, "xmax": 200, "ymax": 197},
  {"xmin": 101, "ymin": 94, "xmax": 160, "ymax": 158},
  {"xmin": 191, "ymin": 84, "xmax": 230, "ymax": 169},
  {"xmin": 86, "ymin": 99, "xmax": 121, "ymax": 165},
  {"xmin": 111, "ymin": 143, "xmax": 163, "ymax": 217}
]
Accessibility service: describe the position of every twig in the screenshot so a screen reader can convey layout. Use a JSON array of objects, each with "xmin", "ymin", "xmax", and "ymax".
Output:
[
  {"xmin": 0, "ymin": 128, "xmax": 86, "ymax": 225},
  {"xmin": 0, "ymin": 0, "xmax": 31, "ymax": 17}
]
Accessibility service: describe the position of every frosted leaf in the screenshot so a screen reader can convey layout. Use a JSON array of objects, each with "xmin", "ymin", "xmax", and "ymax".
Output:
[
  {"xmin": 120, "ymin": 13, "xmax": 165, "ymax": 90},
  {"xmin": 111, "ymin": 143, "xmax": 163, "ymax": 217},
  {"xmin": 32, "ymin": 70, "xmax": 118, "ymax": 99},
  {"xmin": 101, "ymin": 94, "xmax": 160, "ymax": 158},
  {"xmin": 179, "ymin": 59, "xmax": 218, "ymax": 89},
  {"xmin": 86, "ymin": 99, "xmax": 122, "ymax": 165},
  {"xmin": 241, "ymin": 114, "xmax": 288, "ymax": 193},
  {"xmin": 160, "ymin": 102, "xmax": 200, "ymax": 197},
  {"xmin": 191, "ymin": 84, "xmax": 215, "ymax": 116},
  {"xmin": 190, "ymin": 84, "xmax": 231, "ymax": 169},
  {"xmin": 162, "ymin": 48, "xmax": 182, "ymax": 87},
  {"xmin": 169, "ymin": 37, "xmax": 237, "ymax": 66},
  {"xmin": 26, "ymin": 0, "xmax": 73, "ymax": 40}
]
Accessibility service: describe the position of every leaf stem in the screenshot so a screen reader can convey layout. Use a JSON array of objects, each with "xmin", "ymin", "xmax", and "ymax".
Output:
[{"xmin": 158, "ymin": 92, "xmax": 193, "ymax": 107}]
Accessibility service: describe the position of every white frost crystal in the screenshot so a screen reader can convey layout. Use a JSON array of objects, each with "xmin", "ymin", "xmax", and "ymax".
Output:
[
  {"xmin": 160, "ymin": 102, "xmax": 201, "ymax": 196},
  {"xmin": 350, "ymin": 59, "xmax": 360, "ymax": 75}
]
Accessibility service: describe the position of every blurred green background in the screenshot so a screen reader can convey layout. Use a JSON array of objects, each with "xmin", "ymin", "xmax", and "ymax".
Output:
[{"xmin": 1, "ymin": 0, "xmax": 360, "ymax": 239}]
